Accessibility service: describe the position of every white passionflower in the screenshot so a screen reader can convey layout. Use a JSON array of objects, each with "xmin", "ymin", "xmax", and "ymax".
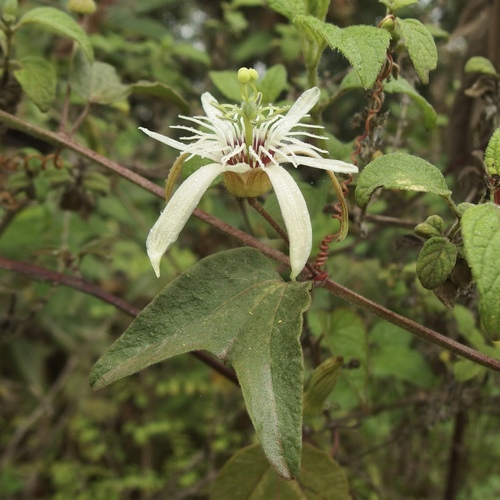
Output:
[{"xmin": 140, "ymin": 68, "xmax": 357, "ymax": 279}]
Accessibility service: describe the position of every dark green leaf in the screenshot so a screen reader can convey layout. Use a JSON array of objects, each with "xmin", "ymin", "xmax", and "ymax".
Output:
[
  {"xmin": 396, "ymin": 18, "xmax": 437, "ymax": 84},
  {"xmin": 90, "ymin": 248, "xmax": 312, "ymax": 479},
  {"xmin": 355, "ymin": 153, "xmax": 451, "ymax": 207},
  {"xmin": 129, "ymin": 80, "xmax": 189, "ymax": 114},
  {"xmin": 210, "ymin": 443, "xmax": 350, "ymax": 499},
  {"xmin": 461, "ymin": 203, "xmax": 500, "ymax": 339},
  {"xmin": 384, "ymin": 76, "xmax": 437, "ymax": 129},
  {"xmin": 416, "ymin": 237, "xmax": 457, "ymax": 289},
  {"xmin": 13, "ymin": 56, "xmax": 56, "ymax": 112},
  {"xmin": 18, "ymin": 7, "xmax": 93, "ymax": 61}
]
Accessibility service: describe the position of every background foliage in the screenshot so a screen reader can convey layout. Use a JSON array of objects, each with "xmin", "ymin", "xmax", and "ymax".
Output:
[{"xmin": 2, "ymin": 0, "xmax": 500, "ymax": 498}]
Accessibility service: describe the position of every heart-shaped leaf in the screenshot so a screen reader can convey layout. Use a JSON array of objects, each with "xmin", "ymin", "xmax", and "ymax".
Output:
[{"xmin": 90, "ymin": 248, "xmax": 312, "ymax": 479}]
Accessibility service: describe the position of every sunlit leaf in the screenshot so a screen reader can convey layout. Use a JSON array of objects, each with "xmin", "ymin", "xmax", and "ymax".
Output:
[{"xmin": 355, "ymin": 153, "xmax": 451, "ymax": 207}]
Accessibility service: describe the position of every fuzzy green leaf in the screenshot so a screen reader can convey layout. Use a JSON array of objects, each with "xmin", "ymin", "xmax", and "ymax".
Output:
[
  {"xmin": 355, "ymin": 153, "xmax": 451, "ymax": 207},
  {"xmin": 266, "ymin": 0, "xmax": 305, "ymax": 20},
  {"xmin": 484, "ymin": 128, "xmax": 500, "ymax": 176},
  {"xmin": 384, "ymin": 76, "xmax": 437, "ymax": 129},
  {"xmin": 295, "ymin": 16, "xmax": 391, "ymax": 88},
  {"xmin": 461, "ymin": 203, "xmax": 500, "ymax": 340},
  {"xmin": 416, "ymin": 237, "xmax": 457, "ymax": 289},
  {"xmin": 18, "ymin": 7, "xmax": 93, "ymax": 61},
  {"xmin": 307, "ymin": 0, "xmax": 329, "ymax": 20},
  {"xmin": 464, "ymin": 56, "xmax": 498, "ymax": 76},
  {"xmin": 90, "ymin": 248, "xmax": 312, "ymax": 479},
  {"xmin": 210, "ymin": 443, "xmax": 350, "ymax": 499},
  {"xmin": 13, "ymin": 56, "xmax": 56, "ymax": 112},
  {"xmin": 396, "ymin": 18, "xmax": 437, "ymax": 84}
]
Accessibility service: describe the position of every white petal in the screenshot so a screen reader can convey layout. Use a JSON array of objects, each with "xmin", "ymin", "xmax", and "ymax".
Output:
[
  {"xmin": 139, "ymin": 127, "xmax": 187, "ymax": 151},
  {"xmin": 265, "ymin": 164, "xmax": 312, "ymax": 280},
  {"xmin": 293, "ymin": 155, "xmax": 358, "ymax": 174},
  {"xmin": 146, "ymin": 163, "xmax": 225, "ymax": 277},
  {"xmin": 272, "ymin": 87, "xmax": 320, "ymax": 136}
]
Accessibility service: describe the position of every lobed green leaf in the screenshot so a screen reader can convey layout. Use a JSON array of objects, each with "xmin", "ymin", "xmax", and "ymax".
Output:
[
  {"xmin": 461, "ymin": 203, "xmax": 500, "ymax": 340},
  {"xmin": 355, "ymin": 153, "xmax": 451, "ymax": 207},
  {"xmin": 90, "ymin": 248, "xmax": 312, "ymax": 479}
]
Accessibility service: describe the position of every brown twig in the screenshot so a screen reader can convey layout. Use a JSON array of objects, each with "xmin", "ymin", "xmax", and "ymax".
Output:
[{"xmin": 0, "ymin": 256, "xmax": 239, "ymax": 386}]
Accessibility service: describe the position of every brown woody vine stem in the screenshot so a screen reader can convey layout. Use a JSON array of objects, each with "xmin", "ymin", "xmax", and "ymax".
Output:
[
  {"xmin": 2, "ymin": 110, "xmax": 500, "ymax": 373},
  {"xmin": 0, "ymin": 256, "xmax": 239, "ymax": 385}
]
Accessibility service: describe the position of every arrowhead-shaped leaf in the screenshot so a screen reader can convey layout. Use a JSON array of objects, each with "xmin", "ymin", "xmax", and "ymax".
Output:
[
  {"xmin": 90, "ymin": 248, "xmax": 312, "ymax": 479},
  {"xmin": 461, "ymin": 203, "xmax": 500, "ymax": 340},
  {"xmin": 396, "ymin": 18, "xmax": 437, "ymax": 84},
  {"xmin": 13, "ymin": 56, "xmax": 56, "ymax": 112},
  {"xmin": 18, "ymin": 7, "xmax": 93, "ymax": 61},
  {"xmin": 355, "ymin": 153, "xmax": 451, "ymax": 207},
  {"xmin": 210, "ymin": 443, "xmax": 351, "ymax": 499},
  {"xmin": 295, "ymin": 16, "xmax": 391, "ymax": 88},
  {"xmin": 416, "ymin": 236, "xmax": 457, "ymax": 289}
]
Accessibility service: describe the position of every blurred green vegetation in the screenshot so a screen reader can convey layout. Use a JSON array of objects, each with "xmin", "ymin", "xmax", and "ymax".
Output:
[{"xmin": 1, "ymin": 0, "xmax": 500, "ymax": 498}]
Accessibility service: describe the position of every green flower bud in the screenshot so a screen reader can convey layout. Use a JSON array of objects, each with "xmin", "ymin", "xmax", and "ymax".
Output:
[
  {"xmin": 67, "ymin": 0, "xmax": 97, "ymax": 15},
  {"xmin": 237, "ymin": 67, "xmax": 251, "ymax": 84},
  {"xmin": 414, "ymin": 215, "xmax": 445, "ymax": 239},
  {"xmin": 2, "ymin": 0, "xmax": 18, "ymax": 23}
]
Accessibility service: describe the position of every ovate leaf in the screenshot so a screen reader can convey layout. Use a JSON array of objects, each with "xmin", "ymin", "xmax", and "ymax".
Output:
[
  {"xmin": 464, "ymin": 56, "xmax": 498, "ymax": 76},
  {"xmin": 90, "ymin": 248, "xmax": 312, "ymax": 479},
  {"xmin": 18, "ymin": 7, "xmax": 93, "ymax": 61},
  {"xmin": 13, "ymin": 56, "xmax": 56, "ymax": 112},
  {"xmin": 210, "ymin": 443, "xmax": 350, "ymax": 499},
  {"xmin": 355, "ymin": 153, "xmax": 451, "ymax": 207},
  {"xmin": 296, "ymin": 16, "xmax": 391, "ymax": 88},
  {"xmin": 416, "ymin": 237, "xmax": 457, "ymax": 290},
  {"xmin": 484, "ymin": 127, "xmax": 500, "ymax": 176},
  {"xmin": 384, "ymin": 76, "xmax": 437, "ymax": 129},
  {"xmin": 396, "ymin": 18, "xmax": 437, "ymax": 84},
  {"xmin": 461, "ymin": 203, "xmax": 500, "ymax": 339},
  {"xmin": 129, "ymin": 80, "xmax": 189, "ymax": 113}
]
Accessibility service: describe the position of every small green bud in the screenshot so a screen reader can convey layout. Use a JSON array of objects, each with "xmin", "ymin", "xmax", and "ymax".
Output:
[
  {"xmin": 67, "ymin": 0, "xmax": 97, "ymax": 15},
  {"xmin": 237, "ymin": 67, "xmax": 251, "ymax": 84},
  {"xmin": 2, "ymin": 0, "xmax": 18, "ymax": 23}
]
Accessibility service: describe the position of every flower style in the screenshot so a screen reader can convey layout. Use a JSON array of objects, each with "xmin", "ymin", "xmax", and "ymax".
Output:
[{"xmin": 140, "ymin": 68, "xmax": 358, "ymax": 279}]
